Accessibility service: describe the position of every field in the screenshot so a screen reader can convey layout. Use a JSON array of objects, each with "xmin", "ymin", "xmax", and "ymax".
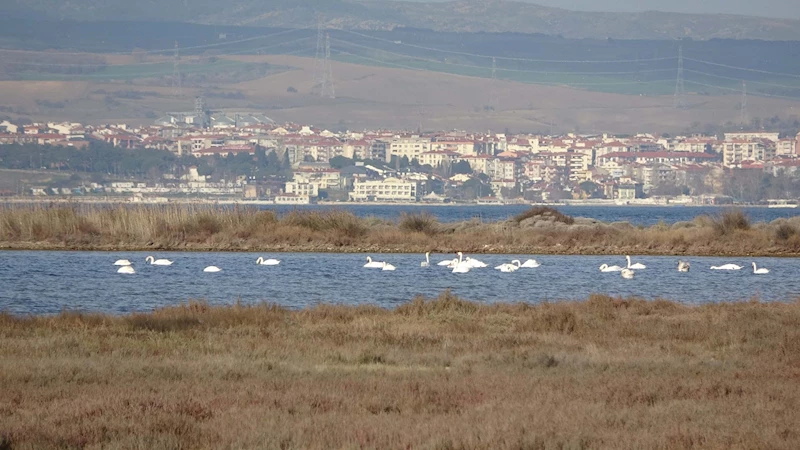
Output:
[
  {"xmin": 1, "ymin": 51, "xmax": 799, "ymax": 133},
  {"xmin": 1, "ymin": 292, "xmax": 799, "ymax": 449},
  {"xmin": 2, "ymin": 204, "xmax": 800, "ymax": 256}
]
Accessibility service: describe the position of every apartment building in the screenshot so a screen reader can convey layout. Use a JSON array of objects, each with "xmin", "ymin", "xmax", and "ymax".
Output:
[{"xmin": 349, "ymin": 177, "xmax": 420, "ymax": 202}]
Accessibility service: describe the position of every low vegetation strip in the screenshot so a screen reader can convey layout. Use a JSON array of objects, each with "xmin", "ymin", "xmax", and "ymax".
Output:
[
  {"xmin": 1, "ymin": 292, "xmax": 799, "ymax": 449},
  {"xmin": 2, "ymin": 204, "xmax": 800, "ymax": 256}
]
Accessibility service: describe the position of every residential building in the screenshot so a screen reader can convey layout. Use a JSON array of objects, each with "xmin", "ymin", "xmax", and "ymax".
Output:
[
  {"xmin": 349, "ymin": 177, "xmax": 420, "ymax": 202},
  {"xmin": 285, "ymin": 181, "xmax": 320, "ymax": 198},
  {"xmin": 386, "ymin": 136, "xmax": 431, "ymax": 163}
]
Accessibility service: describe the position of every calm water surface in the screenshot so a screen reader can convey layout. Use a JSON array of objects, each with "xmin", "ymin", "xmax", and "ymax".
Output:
[{"xmin": 1, "ymin": 251, "xmax": 796, "ymax": 315}]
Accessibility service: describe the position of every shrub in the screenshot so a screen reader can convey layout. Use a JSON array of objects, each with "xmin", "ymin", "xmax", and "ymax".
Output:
[
  {"xmin": 398, "ymin": 212, "xmax": 439, "ymax": 235},
  {"xmin": 513, "ymin": 206, "xmax": 575, "ymax": 225},
  {"xmin": 775, "ymin": 223, "xmax": 797, "ymax": 241},
  {"xmin": 712, "ymin": 209, "xmax": 750, "ymax": 235}
]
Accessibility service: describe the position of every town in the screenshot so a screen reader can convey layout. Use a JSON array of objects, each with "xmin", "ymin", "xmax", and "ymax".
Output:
[{"xmin": 1, "ymin": 103, "xmax": 799, "ymax": 206}]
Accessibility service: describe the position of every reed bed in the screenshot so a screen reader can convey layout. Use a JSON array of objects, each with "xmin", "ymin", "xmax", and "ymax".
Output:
[
  {"xmin": 2, "ymin": 204, "xmax": 800, "ymax": 256},
  {"xmin": 1, "ymin": 292, "xmax": 799, "ymax": 449}
]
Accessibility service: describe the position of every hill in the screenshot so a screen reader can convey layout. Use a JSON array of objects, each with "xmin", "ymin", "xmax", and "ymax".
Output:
[{"xmin": 4, "ymin": 0, "xmax": 800, "ymax": 41}]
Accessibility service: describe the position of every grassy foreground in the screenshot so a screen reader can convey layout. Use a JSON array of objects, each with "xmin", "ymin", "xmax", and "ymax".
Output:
[
  {"xmin": 2, "ymin": 204, "xmax": 800, "ymax": 256},
  {"xmin": 1, "ymin": 293, "xmax": 800, "ymax": 449}
]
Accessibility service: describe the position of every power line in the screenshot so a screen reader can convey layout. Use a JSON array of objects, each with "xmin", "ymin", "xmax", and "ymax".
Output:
[
  {"xmin": 323, "ymin": 32, "xmax": 335, "ymax": 99},
  {"xmin": 740, "ymin": 81, "xmax": 748, "ymax": 127},
  {"xmin": 684, "ymin": 57, "xmax": 800, "ymax": 80},
  {"xmin": 683, "ymin": 68, "xmax": 800, "ymax": 90},
  {"xmin": 683, "ymin": 79, "xmax": 800, "ymax": 101},
  {"xmin": 674, "ymin": 45, "xmax": 686, "ymax": 109},
  {"xmin": 338, "ymin": 29, "xmax": 677, "ymax": 64},
  {"xmin": 172, "ymin": 41, "xmax": 182, "ymax": 97}
]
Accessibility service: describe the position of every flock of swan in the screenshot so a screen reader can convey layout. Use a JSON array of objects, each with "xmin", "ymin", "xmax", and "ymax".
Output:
[
  {"xmin": 364, "ymin": 252, "xmax": 771, "ymax": 279},
  {"xmin": 113, "ymin": 256, "xmax": 281, "ymax": 274},
  {"xmin": 113, "ymin": 252, "xmax": 771, "ymax": 278}
]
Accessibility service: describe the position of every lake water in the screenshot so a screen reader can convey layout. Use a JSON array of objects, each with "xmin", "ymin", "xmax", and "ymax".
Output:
[
  {"xmin": 1, "ymin": 251, "xmax": 796, "ymax": 315},
  {"xmin": 261, "ymin": 205, "xmax": 799, "ymax": 226}
]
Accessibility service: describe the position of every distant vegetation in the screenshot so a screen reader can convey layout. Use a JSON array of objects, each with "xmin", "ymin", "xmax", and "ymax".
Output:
[
  {"xmin": 2, "ymin": 205, "xmax": 800, "ymax": 256},
  {"xmin": 1, "ymin": 291, "xmax": 799, "ymax": 448}
]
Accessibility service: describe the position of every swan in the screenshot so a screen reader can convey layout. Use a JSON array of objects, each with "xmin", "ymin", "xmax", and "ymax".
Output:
[
  {"xmin": 452, "ymin": 252, "xmax": 471, "ymax": 274},
  {"xmin": 495, "ymin": 260, "xmax": 521, "ymax": 272},
  {"xmin": 621, "ymin": 268, "xmax": 635, "ymax": 279},
  {"xmin": 752, "ymin": 262, "xmax": 769, "ymax": 274},
  {"xmin": 203, "ymin": 266, "xmax": 222, "ymax": 273},
  {"xmin": 710, "ymin": 264, "xmax": 743, "ymax": 270},
  {"xmin": 256, "ymin": 257, "xmax": 281, "ymax": 266},
  {"xmin": 421, "ymin": 252, "xmax": 430, "ymax": 267},
  {"xmin": 677, "ymin": 260, "xmax": 690, "ymax": 272},
  {"xmin": 625, "ymin": 255, "xmax": 646, "ymax": 270},
  {"xmin": 364, "ymin": 256, "xmax": 384, "ymax": 268},
  {"xmin": 381, "ymin": 261, "xmax": 396, "ymax": 271},
  {"xmin": 437, "ymin": 256, "xmax": 455, "ymax": 266},
  {"xmin": 599, "ymin": 264, "xmax": 623, "ymax": 272},
  {"xmin": 117, "ymin": 266, "xmax": 135, "ymax": 274},
  {"xmin": 146, "ymin": 256, "xmax": 173, "ymax": 266},
  {"xmin": 113, "ymin": 259, "xmax": 132, "ymax": 266},
  {"xmin": 520, "ymin": 259, "xmax": 541, "ymax": 268},
  {"xmin": 465, "ymin": 256, "xmax": 487, "ymax": 268}
]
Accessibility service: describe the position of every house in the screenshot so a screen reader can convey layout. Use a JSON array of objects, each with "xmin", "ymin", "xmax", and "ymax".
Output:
[
  {"xmin": 618, "ymin": 183, "xmax": 644, "ymax": 200},
  {"xmin": 285, "ymin": 181, "xmax": 320, "ymax": 198},
  {"xmin": 349, "ymin": 177, "xmax": 420, "ymax": 202}
]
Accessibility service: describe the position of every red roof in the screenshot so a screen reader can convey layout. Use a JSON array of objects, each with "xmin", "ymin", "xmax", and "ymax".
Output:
[{"xmin": 599, "ymin": 151, "xmax": 716, "ymax": 159}]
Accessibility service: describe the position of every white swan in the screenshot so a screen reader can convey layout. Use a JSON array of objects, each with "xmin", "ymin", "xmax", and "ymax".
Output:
[
  {"xmin": 710, "ymin": 264, "xmax": 743, "ymax": 270},
  {"xmin": 621, "ymin": 268, "xmax": 635, "ymax": 279},
  {"xmin": 495, "ymin": 260, "xmax": 521, "ymax": 272},
  {"xmin": 437, "ymin": 256, "xmax": 455, "ymax": 266},
  {"xmin": 752, "ymin": 262, "xmax": 769, "ymax": 274},
  {"xmin": 421, "ymin": 251, "xmax": 430, "ymax": 267},
  {"xmin": 625, "ymin": 255, "xmax": 646, "ymax": 270},
  {"xmin": 117, "ymin": 266, "xmax": 135, "ymax": 274},
  {"xmin": 452, "ymin": 252, "xmax": 471, "ymax": 274},
  {"xmin": 256, "ymin": 257, "xmax": 281, "ymax": 266},
  {"xmin": 113, "ymin": 259, "xmax": 132, "ymax": 266},
  {"xmin": 465, "ymin": 256, "xmax": 488, "ymax": 268},
  {"xmin": 146, "ymin": 256, "xmax": 173, "ymax": 266},
  {"xmin": 677, "ymin": 260, "xmax": 690, "ymax": 272},
  {"xmin": 599, "ymin": 264, "xmax": 623, "ymax": 272},
  {"xmin": 381, "ymin": 261, "xmax": 396, "ymax": 271},
  {"xmin": 520, "ymin": 259, "xmax": 541, "ymax": 268},
  {"xmin": 203, "ymin": 266, "xmax": 222, "ymax": 273},
  {"xmin": 364, "ymin": 256, "xmax": 384, "ymax": 268}
]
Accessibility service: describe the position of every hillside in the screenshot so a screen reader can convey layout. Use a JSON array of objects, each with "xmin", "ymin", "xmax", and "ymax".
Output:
[{"xmin": 4, "ymin": 0, "xmax": 800, "ymax": 41}]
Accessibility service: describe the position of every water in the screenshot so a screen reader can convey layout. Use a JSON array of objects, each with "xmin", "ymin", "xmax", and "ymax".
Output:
[
  {"xmin": 260, "ymin": 205, "xmax": 799, "ymax": 226},
  {"xmin": 1, "ymin": 251, "xmax": 796, "ymax": 315}
]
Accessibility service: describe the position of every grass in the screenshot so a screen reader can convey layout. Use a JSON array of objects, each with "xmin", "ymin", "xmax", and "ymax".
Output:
[
  {"xmin": 2, "ymin": 204, "xmax": 800, "ymax": 256},
  {"xmin": 1, "ymin": 292, "xmax": 799, "ymax": 449}
]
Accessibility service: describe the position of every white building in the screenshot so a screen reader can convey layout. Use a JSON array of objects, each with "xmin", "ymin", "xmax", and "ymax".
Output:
[
  {"xmin": 349, "ymin": 177, "xmax": 420, "ymax": 202},
  {"xmin": 386, "ymin": 136, "xmax": 431, "ymax": 163},
  {"xmin": 285, "ymin": 181, "xmax": 320, "ymax": 198}
]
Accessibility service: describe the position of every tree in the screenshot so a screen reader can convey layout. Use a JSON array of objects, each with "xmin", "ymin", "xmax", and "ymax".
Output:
[
  {"xmin": 329, "ymin": 155, "xmax": 354, "ymax": 169},
  {"xmin": 451, "ymin": 160, "xmax": 472, "ymax": 175}
]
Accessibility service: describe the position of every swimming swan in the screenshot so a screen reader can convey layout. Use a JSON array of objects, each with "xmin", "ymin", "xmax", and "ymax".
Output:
[
  {"xmin": 621, "ymin": 268, "xmax": 635, "ymax": 279},
  {"xmin": 625, "ymin": 255, "xmax": 646, "ymax": 270},
  {"xmin": 437, "ymin": 256, "xmax": 455, "ymax": 266},
  {"xmin": 677, "ymin": 260, "xmax": 691, "ymax": 272},
  {"xmin": 520, "ymin": 259, "xmax": 541, "ymax": 268},
  {"xmin": 599, "ymin": 264, "xmax": 623, "ymax": 272},
  {"xmin": 465, "ymin": 256, "xmax": 487, "ymax": 268},
  {"xmin": 752, "ymin": 262, "xmax": 769, "ymax": 274},
  {"xmin": 117, "ymin": 266, "xmax": 135, "ymax": 274},
  {"xmin": 203, "ymin": 266, "xmax": 222, "ymax": 273},
  {"xmin": 421, "ymin": 252, "xmax": 430, "ymax": 267},
  {"xmin": 710, "ymin": 264, "xmax": 743, "ymax": 270},
  {"xmin": 495, "ymin": 260, "xmax": 521, "ymax": 272},
  {"xmin": 113, "ymin": 259, "xmax": 132, "ymax": 266},
  {"xmin": 364, "ymin": 256, "xmax": 384, "ymax": 268},
  {"xmin": 452, "ymin": 252, "xmax": 471, "ymax": 273},
  {"xmin": 381, "ymin": 261, "xmax": 396, "ymax": 271},
  {"xmin": 146, "ymin": 256, "xmax": 173, "ymax": 266},
  {"xmin": 256, "ymin": 257, "xmax": 281, "ymax": 266}
]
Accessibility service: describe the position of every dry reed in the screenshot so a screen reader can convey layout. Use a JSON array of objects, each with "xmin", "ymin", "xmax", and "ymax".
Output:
[
  {"xmin": 1, "ymin": 292, "xmax": 799, "ymax": 449},
  {"xmin": 2, "ymin": 204, "xmax": 800, "ymax": 256}
]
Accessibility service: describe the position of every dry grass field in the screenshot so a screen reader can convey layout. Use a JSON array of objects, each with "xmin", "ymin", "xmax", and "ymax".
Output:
[
  {"xmin": 2, "ymin": 52, "xmax": 799, "ymax": 132},
  {"xmin": 1, "ymin": 292, "xmax": 799, "ymax": 449},
  {"xmin": 2, "ymin": 204, "xmax": 800, "ymax": 256}
]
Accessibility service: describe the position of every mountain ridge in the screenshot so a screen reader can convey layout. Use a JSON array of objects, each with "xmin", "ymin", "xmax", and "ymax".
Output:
[{"xmin": 4, "ymin": 0, "xmax": 800, "ymax": 40}]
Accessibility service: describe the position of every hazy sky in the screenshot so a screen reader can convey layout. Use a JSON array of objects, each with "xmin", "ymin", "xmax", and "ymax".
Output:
[{"xmin": 415, "ymin": 0, "xmax": 800, "ymax": 19}]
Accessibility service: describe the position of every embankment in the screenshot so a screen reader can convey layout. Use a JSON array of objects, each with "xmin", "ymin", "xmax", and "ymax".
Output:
[{"xmin": 2, "ymin": 204, "xmax": 800, "ymax": 256}]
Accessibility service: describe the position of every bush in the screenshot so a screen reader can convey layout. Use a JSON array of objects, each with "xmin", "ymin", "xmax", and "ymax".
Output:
[
  {"xmin": 513, "ymin": 206, "xmax": 575, "ymax": 225},
  {"xmin": 398, "ymin": 212, "xmax": 439, "ymax": 235},
  {"xmin": 775, "ymin": 223, "xmax": 797, "ymax": 241},
  {"xmin": 712, "ymin": 209, "xmax": 750, "ymax": 236}
]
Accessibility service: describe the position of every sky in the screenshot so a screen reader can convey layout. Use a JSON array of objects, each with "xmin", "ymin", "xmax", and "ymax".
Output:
[{"xmin": 413, "ymin": 0, "xmax": 800, "ymax": 20}]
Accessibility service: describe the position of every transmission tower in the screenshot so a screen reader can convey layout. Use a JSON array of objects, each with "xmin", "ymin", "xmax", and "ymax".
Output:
[
  {"xmin": 321, "ymin": 33, "xmax": 335, "ymax": 98},
  {"xmin": 313, "ymin": 15, "xmax": 326, "ymax": 96},
  {"xmin": 673, "ymin": 45, "xmax": 686, "ymax": 109},
  {"xmin": 489, "ymin": 56, "xmax": 498, "ymax": 112},
  {"xmin": 194, "ymin": 96, "xmax": 208, "ymax": 129},
  {"xmin": 172, "ymin": 41, "xmax": 182, "ymax": 97},
  {"xmin": 740, "ymin": 81, "xmax": 748, "ymax": 128}
]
